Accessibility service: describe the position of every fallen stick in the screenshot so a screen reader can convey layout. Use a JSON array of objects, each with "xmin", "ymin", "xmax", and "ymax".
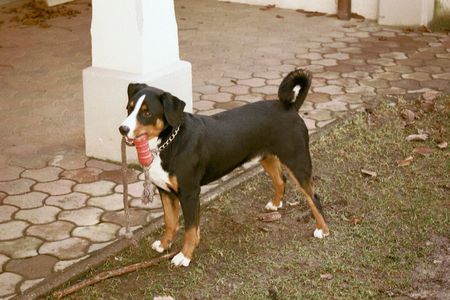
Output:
[{"xmin": 53, "ymin": 252, "xmax": 176, "ymax": 299}]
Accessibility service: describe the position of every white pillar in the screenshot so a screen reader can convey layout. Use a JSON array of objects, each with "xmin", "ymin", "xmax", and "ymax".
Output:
[{"xmin": 83, "ymin": 0, "xmax": 192, "ymax": 162}]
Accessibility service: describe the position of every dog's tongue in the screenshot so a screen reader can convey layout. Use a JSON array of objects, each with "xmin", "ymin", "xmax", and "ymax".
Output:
[{"xmin": 134, "ymin": 134, "xmax": 153, "ymax": 167}]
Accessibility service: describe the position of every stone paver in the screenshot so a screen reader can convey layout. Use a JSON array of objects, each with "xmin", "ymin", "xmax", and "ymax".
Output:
[
  {"xmin": 3, "ymin": 192, "xmax": 47, "ymax": 209},
  {"xmin": 0, "ymin": 178, "xmax": 35, "ymax": 195},
  {"xmin": 45, "ymin": 192, "xmax": 89, "ymax": 209},
  {"xmin": 0, "ymin": 206, "xmax": 18, "ymax": 223},
  {"xmin": 0, "ymin": 272, "xmax": 22, "ymax": 297},
  {"xmin": 4, "ymin": 255, "xmax": 58, "ymax": 279},
  {"xmin": 61, "ymin": 167, "xmax": 102, "ymax": 183},
  {"xmin": 0, "ymin": 221, "xmax": 29, "ymax": 241},
  {"xmin": 39, "ymin": 237, "xmax": 90, "ymax": 260},
  {"xmin": 0, "ymin": 237, "xmax": 43, "ymax": 259},
  {"xmin": 33, "ymin": 179, "xmax": 75, "ymax": 195},
  {"xmin": 72, "ymin": 223, "xmax": 121, "ymax": 242},
  {"xmin": 22, "ymin": 166, "xmax": 63, "ymax": 182},
  {"xmin": 73, "ymin": 180, "xmax": 116, "ymax": 196},
  {"xmin": 58, "ymin": 207, "xmax": 104, "ymax": 226},
  {"xmin": 0, "ymin": 0, "xmax": 448, "ymax": 298},
  {"xmin": 15, "ymin": 206, "xmax": 61, "ymax": 225},
  {"xmin": 26, "ymin": 221, "xmax": 75, "ymax": 241},
  {"xmin": 88, "ymin": 194, "xmax": 125, "ymax": 211},
  {"xmin": 0, "ymin": 166, "xmax": 24, "ymax": 181}
]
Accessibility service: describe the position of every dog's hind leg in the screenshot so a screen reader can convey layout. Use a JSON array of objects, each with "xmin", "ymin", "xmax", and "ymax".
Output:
[
  {"xmin": 283, "ymin": 160, "xmax": 329, "ymax": 239},
  {"xmin": 260, "ymin": 155, "xmax": 286, "ymax": 211},
  {"xmin": 151, "ymin": 190, "xmax": 180, "ymax": 253}
]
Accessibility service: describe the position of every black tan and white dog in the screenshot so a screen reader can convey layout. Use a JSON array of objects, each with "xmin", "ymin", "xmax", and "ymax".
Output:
[{"xmin": 119, "ymin": 69, "xmax": 329, "ymax": 267}]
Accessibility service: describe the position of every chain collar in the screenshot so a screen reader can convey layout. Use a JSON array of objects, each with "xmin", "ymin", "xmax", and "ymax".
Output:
[{"xmin": 156, "ymin": 125, "xmax": 180, "ymax": 153}]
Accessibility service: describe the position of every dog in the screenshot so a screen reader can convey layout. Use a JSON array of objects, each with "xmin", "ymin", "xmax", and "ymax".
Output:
[{"xmin": 119, "ymin": 69, "xmax": 329, "ymax": 267}]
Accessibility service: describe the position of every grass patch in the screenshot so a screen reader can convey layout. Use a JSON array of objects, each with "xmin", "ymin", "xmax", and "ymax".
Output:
[
  {"xmin": 429, "ymin": 12, "xmax": 450, "ymax": 32},
  {"xmin": 48, "ymin": 95, "xmax": 449, "ymax": 299}
]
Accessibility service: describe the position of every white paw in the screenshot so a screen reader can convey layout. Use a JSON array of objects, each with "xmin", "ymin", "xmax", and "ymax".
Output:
[
  {"xmin": 265, "ymin": 201, "xmax": 283, "ymax": 211},
  {"xmin": 171, "ymin": 252, "xmax": 191, "ymax": 267},
  {"xmin": 313, "ymin": 228, "xmax": 329, "ymax": 239},
  {"xmin": 151, "ymin": 240, "xmax": 165, "ymax": 253}
]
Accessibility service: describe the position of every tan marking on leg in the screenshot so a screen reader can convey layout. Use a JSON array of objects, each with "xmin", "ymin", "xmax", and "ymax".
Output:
[
  {"xmin": 181, "ymin": 226, "xmax": 199, "ymax": 259},
  {"xmin": 160, "ymin": 192, "xmax": 180, "ymax": 250},
  {"xmin": 286, "ymin": 169, "xmax": 329, "ymax": 235},
  {"xmin": 168, "ymin": 175, "xmax": 178, "ymax": 193},
  {"xmin": 196, "ymin": 226, "xmax": 201, "ymax": 247},
  {"xmin": 260, "ymin": 155, "xmax": 285, "ymax": 206}
]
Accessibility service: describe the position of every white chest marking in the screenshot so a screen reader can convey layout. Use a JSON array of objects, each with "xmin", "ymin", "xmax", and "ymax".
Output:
[{"xmin": 147, "ymin": 137, "xmax": 171, "ymax": 191}]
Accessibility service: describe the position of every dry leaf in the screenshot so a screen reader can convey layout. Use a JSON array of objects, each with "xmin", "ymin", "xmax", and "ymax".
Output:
[
  {"xmin": 423, "ymin": 90, "xmax": 441, "ymax": 101},
  {"xmin": 258, "ymin": 225, "xmax": 270, "ymax": 232},
  {"xmin": 405, "ymin": 133, "xmax": 428, "ymax": 142},
  {"xmin": 413, "ymin": 147, "xmax": 433, "ymax": 156},
  {"xmin": 400, "ymin": 108, "xmax": 416, "ymax": 124},
  {"xmin": 437, "ymin": 141, "xmax": 448, "ymax": 149},
  {"xmin": 397, "ymin": 156, "xmax": 413, "ymax": 167},
  {"xmin": 350, "ymin": 216, "xmax": 363, "ymax": 225},
  {"xmin": 421, "ymin": 100, "xmax": 435, "ymax": 112},
  {"xmin": 257, "ymin": 212, "xmax": 281, "ymax": 222},
  {"xmin": 361, "ymin": 169, "xmax": 377, "ymax": 177},
  {"xmin": 320, "ymin": 273, "xmax": 333, "ymax": 280},
  {"xmin": 418, "ymin": 25, "xmax": 431, "ymax": 33},
  {"xmin": 260, "ymin": 4, "xmax": 275, "ymax": 11}
]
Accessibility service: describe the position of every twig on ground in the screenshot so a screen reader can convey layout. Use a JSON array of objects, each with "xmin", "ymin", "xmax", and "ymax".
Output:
[{"xmin": 53, "ymin": 252, "xmax": 176, "ymax": 299}]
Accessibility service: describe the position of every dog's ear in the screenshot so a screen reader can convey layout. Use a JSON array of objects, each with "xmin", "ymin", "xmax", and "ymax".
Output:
[
  {"xmin": 161, "ymin": 92, "xmax": 186, "ymax": 127},
  {"xmin": 127, "ymin": 83, "xmax": 146, "ymax": 99}
]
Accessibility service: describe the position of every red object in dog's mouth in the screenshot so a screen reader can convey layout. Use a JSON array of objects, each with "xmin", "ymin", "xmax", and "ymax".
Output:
[{"xmin": 134, "ymin": 133, "xmax": 153, "ymax": 166}]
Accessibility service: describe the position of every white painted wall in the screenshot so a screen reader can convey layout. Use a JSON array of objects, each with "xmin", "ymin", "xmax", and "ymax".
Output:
[
  {"xmin": 223, "ymin": 0, "xmax": 337, "ymax": 14},
  {"xmin": 224, "ymin": 0, "xmax": 435, "ymax": 23},
  {"xmin": 352, "ymin": 0, "xmax": 378, "ymax": 20},
  {"xmin": 378, "ymin": 0, "xmax": 434, "ymax": 26},
  {"xmin": 223, "ymin": 0, "xmax": 379, "ymax": 19}
]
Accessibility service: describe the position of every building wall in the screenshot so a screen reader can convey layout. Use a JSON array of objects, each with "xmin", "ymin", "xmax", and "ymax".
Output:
[{"xmin": 222, "ymin": 0, "xmax": 379, "ymax": 19}]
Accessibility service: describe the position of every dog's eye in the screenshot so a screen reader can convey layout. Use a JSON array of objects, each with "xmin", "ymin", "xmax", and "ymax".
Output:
[{"xmin": 143, "ymin": 111, "xmax": 151, "ymax": 118}]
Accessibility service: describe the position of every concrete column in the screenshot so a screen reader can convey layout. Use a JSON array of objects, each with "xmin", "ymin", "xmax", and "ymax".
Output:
[{"xmin": 83, "ymin": 0, "xmax": 192, "ymax": 162}]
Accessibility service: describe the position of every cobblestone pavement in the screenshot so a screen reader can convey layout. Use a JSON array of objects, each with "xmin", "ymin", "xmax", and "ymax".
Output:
[{"xmin": 0, "ymin": 0, "xmax": 449, "ymax": 298}]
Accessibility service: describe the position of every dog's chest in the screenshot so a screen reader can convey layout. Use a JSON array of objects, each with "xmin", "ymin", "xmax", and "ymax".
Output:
[{"xmin": 147, "ymin": 138, "xmax": 171, "ymax": 191}]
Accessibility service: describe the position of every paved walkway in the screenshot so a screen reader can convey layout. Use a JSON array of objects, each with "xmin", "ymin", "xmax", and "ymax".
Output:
[{"xmin": 0, "ymin": 0, "xmax": 449, "ymax": 298}]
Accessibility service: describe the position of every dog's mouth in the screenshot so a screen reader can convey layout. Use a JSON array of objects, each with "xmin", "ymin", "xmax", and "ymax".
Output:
[
  {"xmin": 119, "ymin": 124, "xmax": 148, "ymax": 144},
  {"xmin": 123, "ymin": 133, "xmax": 148, "ymax": 146}
]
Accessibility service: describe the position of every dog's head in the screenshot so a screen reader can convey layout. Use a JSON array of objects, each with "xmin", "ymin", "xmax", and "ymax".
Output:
[{"xmin": 118, "ymin": 83, "xmax": 186, "ymax": 141}]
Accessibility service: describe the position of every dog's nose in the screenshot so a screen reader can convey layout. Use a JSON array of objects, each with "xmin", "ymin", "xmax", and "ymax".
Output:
[{"xmin": 119, "ymin": 125, "xmax": 130, "ymax": 136}]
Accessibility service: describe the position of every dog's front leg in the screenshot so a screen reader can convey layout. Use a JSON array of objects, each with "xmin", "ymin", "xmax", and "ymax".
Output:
[
  {"xmin": 152, "ymin": 190, "xmax": 180, "ymax": 253},
  {"xmin": 171, "ymin": 191, "xmax": 200, "ymax": 267}
]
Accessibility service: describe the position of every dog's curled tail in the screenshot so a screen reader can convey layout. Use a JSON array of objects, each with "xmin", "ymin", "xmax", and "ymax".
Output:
[{"xmin": 278, "ymin": 69, "xmax": 312, "ymax": 111}]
